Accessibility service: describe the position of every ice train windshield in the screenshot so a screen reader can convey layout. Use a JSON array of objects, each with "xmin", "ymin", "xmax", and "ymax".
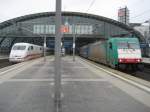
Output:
[{"xmin": 12, "ymin": 45, "xmax": 26, "ymax": 50}]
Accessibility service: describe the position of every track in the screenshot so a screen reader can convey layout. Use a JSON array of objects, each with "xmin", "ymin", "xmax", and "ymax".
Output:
[
  {"xmin": 133, "ymin": 63, "xmax": 150, "ymax": 81},
  {"xmin": 0, "ymin": 59, "xmax": 14, "ymax": 68},
  {"xmin": 80, "ymin": 56, "xmax": 150, "ymax": 82}
]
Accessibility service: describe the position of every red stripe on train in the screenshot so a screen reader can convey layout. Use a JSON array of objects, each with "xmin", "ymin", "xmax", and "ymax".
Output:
[
  {"xmin": 118, "ymin": 58, "xmax": 142, "ymax": 63},
  {"xmin": 24, "ymin": 53, "xmax": 43, "ymax": 60}
]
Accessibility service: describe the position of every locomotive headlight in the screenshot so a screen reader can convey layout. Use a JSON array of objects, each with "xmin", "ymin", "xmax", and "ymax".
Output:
[
  {"xmin": 137, "ymin": 59, "xmax": 140, "ymax": 62},
  {"xmin": 119, "ymin": 59, "xmax": 122, "ymax": 62}
]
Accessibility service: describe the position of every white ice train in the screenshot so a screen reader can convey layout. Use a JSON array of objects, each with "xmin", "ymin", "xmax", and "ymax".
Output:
[{"xmin": 9, "ymin": 43, "xmax": 44, "ymax": 62}]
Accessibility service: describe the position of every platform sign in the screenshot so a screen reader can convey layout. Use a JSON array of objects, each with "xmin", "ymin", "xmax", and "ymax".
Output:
[{"xmin": 140, "ymin": 43, "xmax": 150, "ymax": 48}]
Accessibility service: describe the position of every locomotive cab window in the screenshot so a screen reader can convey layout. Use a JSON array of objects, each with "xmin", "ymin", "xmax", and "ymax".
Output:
[
  {"xmin": 118, "ymin": 42, "xmax": 128, "ymax": 49},
  {"xmin": 128, "ymin": 42, "xmax": 140, "ymax": 49},
  {"xmin": 109, "ymin": 42, "xmax": 112, "ymax": 49}
]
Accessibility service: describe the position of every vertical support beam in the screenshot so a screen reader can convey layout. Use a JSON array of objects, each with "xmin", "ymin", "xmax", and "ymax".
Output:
[
  {"xmin": 0, "ymin": 37, "xmax": 6, "ymax": 47},
  {"xmin": 10, "ymin": 37, "xmax": 18, "ymax": 50},
  {"xmin": 44, "ymin": 36, "xmax": 46, "ymax": 61},
  {"xmin": 103, "ymin": 22, "xmax": 106, "ymax": 38},
  {"xmin": 54, "ymin": 0, "xmax": 62, "ymax": 112},
  {"xmin": 0, "ymin": 37, "xmax": 6, "ymax": 54},
  {"xmin": 125, "ymin": 6, "xmax": 127, "ymax": 25},
  {"xmin": 72, "ymin": 18, "xmax": 75, "ymax": 61},
  {"xmin": 149, "ymin": 20, "xmax": 150, "ymax": 37}
]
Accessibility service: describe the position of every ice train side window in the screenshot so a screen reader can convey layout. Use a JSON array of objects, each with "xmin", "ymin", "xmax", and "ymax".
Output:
[
  {"xmin": 31, "ymin": 46, "xmax": 33, "ymax": 50},
  {"xmin": 28, "ymin": 46, "xmax": 32, "ymax": 51},
  {"xmin": 28, "ymin": 47, "xmax": 30, "ymax": 51}
]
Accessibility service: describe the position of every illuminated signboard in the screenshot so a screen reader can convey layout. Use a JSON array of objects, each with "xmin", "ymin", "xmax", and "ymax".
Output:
[{"xmin": 33, "ymin": 24, "xmax": 93, "ymax": 34}]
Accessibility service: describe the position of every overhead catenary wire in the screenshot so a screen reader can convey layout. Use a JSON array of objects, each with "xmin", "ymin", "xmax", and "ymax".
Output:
[
  {"xmin": 128, "ymin": 0, "xmax": 142, "ymax": 7},
  {"xmin": 131, "ymin": 8, "xmax": 150, "ymax": 19},
  {"xmin": 86, "ymin": 0, "xmax": 96, "ymax": 13}
]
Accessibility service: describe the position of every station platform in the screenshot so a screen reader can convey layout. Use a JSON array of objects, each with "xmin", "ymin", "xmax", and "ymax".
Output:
[
  {"xmin": 0, "ymin": 56, "xmax": 149, "ymax": 112},
  {"xmin": 143, "ymin": 57, "xmax": 150, "ymax": 64},
  {"xmin": 0, "ymin": 55, "xmax": 9, "ymax": 60}
]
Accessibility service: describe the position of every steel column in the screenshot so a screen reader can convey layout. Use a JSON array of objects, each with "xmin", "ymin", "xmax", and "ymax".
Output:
[{"xmin": 54, "ymin": 0, "xmax": 62, "ymax": 112}]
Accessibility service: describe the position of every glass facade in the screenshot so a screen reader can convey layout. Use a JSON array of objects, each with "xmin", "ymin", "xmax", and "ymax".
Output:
[
  {"xmin": 0, "ymin": 15, "xmax": 130, "ymax": 37},
  {"xmin": 0, "ymin": 12, "xmax": 140, "ymax": 54}
]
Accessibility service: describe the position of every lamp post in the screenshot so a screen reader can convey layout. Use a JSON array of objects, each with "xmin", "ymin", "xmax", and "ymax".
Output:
[
  {"xmin": 54, "ymin": 0, "xmax": 62, "ymax": 112},
  {"xmin": 148, "ymin": 20, "xmax": 150, "ymax": 39},
  {"xmin": 144, "ymin": 19, "xmax": 150, "ymax": 43}
]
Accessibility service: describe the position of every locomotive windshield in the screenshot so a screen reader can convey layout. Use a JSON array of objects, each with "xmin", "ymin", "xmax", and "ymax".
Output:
[
  {"xmin": 118, "ymin": 42, "xmax": 140, "ymax": 49},
  {"xmin": 128, "ymin": 43, "xmax": 140, "ymax": 49},
  {"xmin": 13, "ymin": 45, "xmax": 26, "ymax": 50},
  {"xmin": 117, "ymin": 42, "xmax": 128, "ymax": 49}
]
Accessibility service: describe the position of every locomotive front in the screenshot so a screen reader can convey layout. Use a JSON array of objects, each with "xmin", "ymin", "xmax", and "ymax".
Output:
[{"xmin": 116, "ymin": 38, "xmax": 143, "ymax": 70}]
